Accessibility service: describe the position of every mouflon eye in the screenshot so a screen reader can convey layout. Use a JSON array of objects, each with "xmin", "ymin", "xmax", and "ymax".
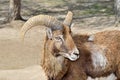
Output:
[
  {"xmin": 54, "ymin": 36, "xmax": 63, "ymax": 41},
  {"xmin": 55, "ymin": 37, "xmax": 62, "ymax": 42}
]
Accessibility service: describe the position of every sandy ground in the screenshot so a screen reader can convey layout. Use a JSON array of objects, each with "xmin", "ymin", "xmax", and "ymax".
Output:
[
  {"xmin": 0, "ymin": 65, "xmax": 47, "ymax": 80},
  {"xmin": 0, "ymin": 24, "xmax": 47, "ymax": 69},
  {"xmin": 0, "ymin": 23, "xmax": 48, "ymax": 79}
]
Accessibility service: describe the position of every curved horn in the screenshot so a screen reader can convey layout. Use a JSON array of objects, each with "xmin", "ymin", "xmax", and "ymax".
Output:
[
  {"xmin": 20, "ymin": 15, "xmax": 63, "ymax": 40},
  {"xmin": 63, "ymin": 11, "xmax": 73, "ymax": 27}
]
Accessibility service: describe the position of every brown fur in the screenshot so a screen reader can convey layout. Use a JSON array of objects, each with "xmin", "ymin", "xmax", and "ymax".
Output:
[
  {"xmin": 41, "ymin": 25, "xmax": 78, "ymax": 80},
  {"xmin": 62, "ymin": 30, "xmax": 120, "ymax": 80},
  {"xmin": 42, "ymin": 35, "xmax": 69, "ymax": 80}
]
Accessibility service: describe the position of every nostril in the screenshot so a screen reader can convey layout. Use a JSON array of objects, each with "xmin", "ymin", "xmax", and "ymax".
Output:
[{"xmin": 73, "ymin": 53, "xmax": 79, "ymax": 56}]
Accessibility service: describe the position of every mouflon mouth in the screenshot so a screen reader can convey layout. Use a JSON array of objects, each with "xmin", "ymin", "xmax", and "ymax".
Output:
[
  {"xmin": 65, "ymin": 52, "xmax": 79, "ymax": 61},
  {"xmin": 59, "ymin": 50, "xmax": 79, "ymax": 61}
]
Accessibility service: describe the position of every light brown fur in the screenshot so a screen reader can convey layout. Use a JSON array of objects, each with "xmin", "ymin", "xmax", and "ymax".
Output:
[{"xmin": 61, "ymin": 30, "xmax": 120, "ymax": 80}]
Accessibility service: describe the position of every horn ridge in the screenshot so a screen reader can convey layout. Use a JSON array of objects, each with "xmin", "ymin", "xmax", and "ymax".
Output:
[
  {"xmin": 63, "ymin": 11, "xmax": 73, "ymax": 27},
  {"xmin": 20, "ymin": 15, "xmax": 63, "ymax": 41}
]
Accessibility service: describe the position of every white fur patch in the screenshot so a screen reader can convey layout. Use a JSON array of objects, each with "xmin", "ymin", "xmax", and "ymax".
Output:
[
  {"xmin": 90, "ymin": 45, "xmax": 108, "ymax": 69},
  {"xmin": 87, "ymin": 73, "xmax": 117, "ymax": 80},
  {"xmin": 92, "ymin": 51, "xmax": 107, "ymax": 69}
]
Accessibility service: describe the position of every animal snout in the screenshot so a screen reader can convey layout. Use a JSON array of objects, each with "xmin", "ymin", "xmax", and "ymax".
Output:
[{"xmin": 73, "ymin": 52, "xmax": 79, "ymax": 57}]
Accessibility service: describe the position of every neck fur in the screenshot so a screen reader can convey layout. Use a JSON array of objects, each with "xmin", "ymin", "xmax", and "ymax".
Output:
[{"xmin": 41, "ymin": 41, "xmax": 69, "ymax": 80}]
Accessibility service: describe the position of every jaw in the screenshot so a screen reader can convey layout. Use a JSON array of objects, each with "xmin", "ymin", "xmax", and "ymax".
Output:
[
  {"xmin": 65, "ymin": 53, "xmax": 79, "ymax": 61},
  {"xmin": 56, "ymin": 56, "xmax": 65, "ymax": 65},
  {"xmin": 59, "ymin": 52, "xmax": 79, "ymax": 61}
]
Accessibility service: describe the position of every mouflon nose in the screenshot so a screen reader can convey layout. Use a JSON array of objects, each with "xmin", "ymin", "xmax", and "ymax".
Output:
[{"xmin": 73, "ymin": 52, "xmax": 79, "ymax": 56}]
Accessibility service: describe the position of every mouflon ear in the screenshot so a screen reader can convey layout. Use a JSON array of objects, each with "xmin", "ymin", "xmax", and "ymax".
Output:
[{"xmin": 46, "ymin": 28, "xmax": 53, "ymax": 40}]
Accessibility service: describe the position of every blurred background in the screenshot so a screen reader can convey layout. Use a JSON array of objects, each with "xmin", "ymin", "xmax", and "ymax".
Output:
[{"xmin": 0, "ymin": 0, "xmax": 117, "ymax": 27}]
